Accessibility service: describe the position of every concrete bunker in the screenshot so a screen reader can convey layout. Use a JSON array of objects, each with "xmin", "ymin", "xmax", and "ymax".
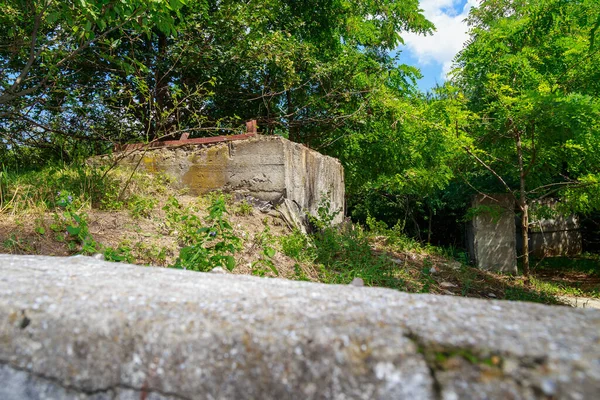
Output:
[
  {"xmin": 109, "ymin": 134, "xmax": 345, "ymax": 228},
  {"xmin": 468, "ymin": 195, "xmax": 583, "ymax": 273}
]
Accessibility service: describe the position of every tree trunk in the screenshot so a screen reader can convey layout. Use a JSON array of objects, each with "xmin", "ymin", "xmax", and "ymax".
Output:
[
  {"xmin": 427, "ymin": 206, "xmax": 433, "ymax": 244},
  {"xmin": 516, "ymin": 130, "xmax": 530, "ymax": 275},
  {"xmin": 286, "ymin": 90, "xmax": 298, "ymax": 142},
  {"xmin": 521, "ymin": 200, "xmax": 530, "ymax": 276}
]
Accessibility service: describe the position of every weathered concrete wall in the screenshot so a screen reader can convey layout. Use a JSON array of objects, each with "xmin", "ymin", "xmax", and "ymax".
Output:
[
  {"xmin": 283, "ymin": 140, "xmax": 345, "ymax": 223},
  {"xmin": 1, "ymin": 255, "xmax": 599, "ymax": 399},
  {"xmin": 530, "ymin": 203, "xmax": 582, "ymax": 258},
  {"xmin": 468, "ymin": 194, "xmax": 518, "ymax": 273},
  {"xmin": 530, "ymin": 229, "xmax": 583, "ymax": 258},
  {"xmin": 111, "ymin": 136, "xmax": 344, "ymax": 224}
]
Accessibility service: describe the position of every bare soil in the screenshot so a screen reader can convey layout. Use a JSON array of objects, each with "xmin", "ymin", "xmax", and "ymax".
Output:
[{"xmin": 0, "ymin": 195, "xmax": 318, "ymax": 281}]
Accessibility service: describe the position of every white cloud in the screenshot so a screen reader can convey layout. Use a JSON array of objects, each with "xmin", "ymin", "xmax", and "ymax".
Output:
[{"xmin": 401, "ymin": 0, "xmax": 480, "ymax": 80}]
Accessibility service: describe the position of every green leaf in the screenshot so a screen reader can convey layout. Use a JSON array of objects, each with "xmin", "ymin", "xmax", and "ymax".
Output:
[
  {"xmin": 67, "ymin": 226, "xmax": 81, "ymax": 236},
  {"xmin": 268, "ymin": 261, "xmax": 279, "ymax": 276},
  {"xmin": 47, "ymin": 12, "xmax": 60, "ymax": 24},
  {"xmin": 264, "ymin": 247, "xmax": 276, "ymax": 258},
  {"xmin": 225, "ymin": 256, "xmax": 236, "ymax": 271}
]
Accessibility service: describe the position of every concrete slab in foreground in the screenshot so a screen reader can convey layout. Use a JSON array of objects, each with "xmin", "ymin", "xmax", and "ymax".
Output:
[{"xmin": 0, "ymin": 255, "xmax": 599, "ymax": 399}]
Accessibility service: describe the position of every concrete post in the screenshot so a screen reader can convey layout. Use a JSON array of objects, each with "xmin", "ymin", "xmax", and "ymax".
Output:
[{"xmin": 468, "ymin": 194, "xmax": 518, "ymax": 274}]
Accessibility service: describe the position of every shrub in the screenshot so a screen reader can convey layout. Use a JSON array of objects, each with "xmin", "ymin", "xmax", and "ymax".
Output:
[
  {"xmin": 128, "ymin": 194, "xmax": 157, "ymax": 219},
  {"xmin": 171, "ymin": 195, "xmax": 242, "ymax": 272}
]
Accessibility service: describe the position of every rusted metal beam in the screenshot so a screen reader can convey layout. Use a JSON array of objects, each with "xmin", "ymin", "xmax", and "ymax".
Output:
[{"xmin": 114, "ymin": 120, "xmax": 258, "ymax": 153}]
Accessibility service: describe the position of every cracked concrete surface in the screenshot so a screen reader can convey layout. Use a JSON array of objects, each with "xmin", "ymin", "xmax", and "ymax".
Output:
[
  {"xmin": 0, "ymin": 364, "xmax": 182, "ymax": 399},
  {"xmin": 1, "ymin": 255, "xmax": 599, "ymax": 399}
]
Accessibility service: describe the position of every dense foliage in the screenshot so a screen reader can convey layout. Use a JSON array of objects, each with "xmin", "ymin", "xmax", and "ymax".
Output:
[
  {"xmin": 1, "ymin": 0, "xmax": 600, "ymax": 272},
  {"xmin": 452, "ymin": 0, "xmax": 600, "ymax": 272},
  {"xmin": 1, "ymin": 0, "xmax": 432, "ymax": 165}
]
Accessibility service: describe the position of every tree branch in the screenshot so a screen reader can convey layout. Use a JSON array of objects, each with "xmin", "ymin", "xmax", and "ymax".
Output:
[
  {"xmin": 0, "ymin": 6, "xmax": 146, "ymax": 105},
  {"xmin": 8, "ymin": 0, "xmax": 50, "ymax": 93},
  {"xmin": 463, "ymin": 145, "xmax": 515, "ymax": 196}
]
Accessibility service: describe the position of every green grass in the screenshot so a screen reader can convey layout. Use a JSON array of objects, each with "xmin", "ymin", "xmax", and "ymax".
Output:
[
  {"xmin": 504, "ymin": 285, "xmax": 562, "ymax": 304},
  {"xmin": 280, "ymin": 211, "xmax": 595, "ymax": 305},
  {"xmin": 0, "ymin": 164, "xmax": 119, "ymax": 213},
  {"xmin": 530, "ymin": 277, "xmax": 596, "ymax": 298},
  {"xmin": 528, "ymin": 255, "xmax": 600, "ymax": 299},
  {"xmin": 534, "ymin": 255, "xmax": 600, "ymax": 276}
]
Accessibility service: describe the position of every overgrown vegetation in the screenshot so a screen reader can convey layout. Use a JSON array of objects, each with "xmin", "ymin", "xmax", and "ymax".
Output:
[
  {"xmin": 1, "ymin": 0, "xmax": 600, "ymax": 306},
  {"xmin": 3, "ymin": 162, "xmax": 597, "ymax": 307},
  {"xmin": 170, "ymin": 195, "xmax": 242, "ymax": 272}
]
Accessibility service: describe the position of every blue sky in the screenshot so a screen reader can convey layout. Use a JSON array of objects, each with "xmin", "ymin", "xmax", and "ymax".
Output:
[{"xmin": 397, "ymin": 0, "xmax": 479, "ymax": 92}]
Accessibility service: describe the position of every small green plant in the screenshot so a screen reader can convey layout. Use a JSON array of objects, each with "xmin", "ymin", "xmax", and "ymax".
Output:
[
  {"xmin": 162, "ymin": 196, "xmax": 204, "ymax": 244},
  {"xmin": 293, "ymin": 263, "xmax": 310, "ymax": 281},
  {"xmin": 97, "ymin": 178, "xmax": 124, "ymax": 210},
  {"xmin": 153, "ymin": 172, "xmax": 175, "ymax": 194},
  {"xmin": 420, "ymin": 347, "xmax": 503, "ymax": 370},
  {"xmin": 366, "ymin": 214, "xmax": 389, "ymax": 234},
  {"xmin": 52, "ymin": 191, "xmax": 99, "ymax": 254},
  {"xmin": 133, "ymin": 242, "xmax": 170, "ymax": 266},
  {"xmin": 103, "ymin": 244, "xmax": 135, "ymax": 263},
  {"xmin": 0, "ymin": 164, "xmax": 10, "ymax": 212},
  {"xmin": 419, "ymin": 258, "xmax": 435, "ymax": 293},
  {"xmin": 163, "ymin": 196, "xmax": 183, "ymax": 227},
  {"xmin": 128, "ymin": 194, "xmax": 157, "ymax": 219},
  {"xmin": 207, "ymin": 190, "xmax": 232, "ymax": 205},
  {"xmin": 34, "ymin": 217, "xmax": 46, "ymax": 235},
  {"xmin": 280, "ymin": 229, "xmax": 316, "ymax": 263},
  {"xmin": 2, "ymin": 234, "xmax": 34, "ymax": 253},
  {"xmin": 171, "ymin": 195, "xmax": 242, "ymax": 272},
  {"xmin": 251, "ymin": 246, "xmax": 278, "ymax": 276},
  {"xmin": 234, "ymin": 200, "xmax": 253, "ymax": 216},
  {"xmin": 251, "ymin": 224, "xmax": 278, "ymax": 276},
  {"xmin": 307, "ymin": 194, "xmax": 341, "ymax": 231},
  {"xmin": 461, "ymin": 276, "xmax": 473, "ymax": 297}
]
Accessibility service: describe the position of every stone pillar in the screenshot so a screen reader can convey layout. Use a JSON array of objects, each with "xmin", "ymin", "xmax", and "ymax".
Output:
[{"xmin": 468, "ymin": 194, "xmax": 517, "ymax": 274}]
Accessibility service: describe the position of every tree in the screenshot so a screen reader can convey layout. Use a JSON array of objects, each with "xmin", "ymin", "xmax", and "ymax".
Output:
[
  {"xmin": 453, "ymin": 0, "xmax": 600, "ymax": 274},
  {"xmin": 1, "ymin": 0, "xmax": 435, "ymax": 166},
  {"xmin": 176, "ymin": 0, "xmax": 434, "ymax": 144},
  {"xmin": 0, "ymin": 0, "xmax": 186, "ymax": 165}
]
